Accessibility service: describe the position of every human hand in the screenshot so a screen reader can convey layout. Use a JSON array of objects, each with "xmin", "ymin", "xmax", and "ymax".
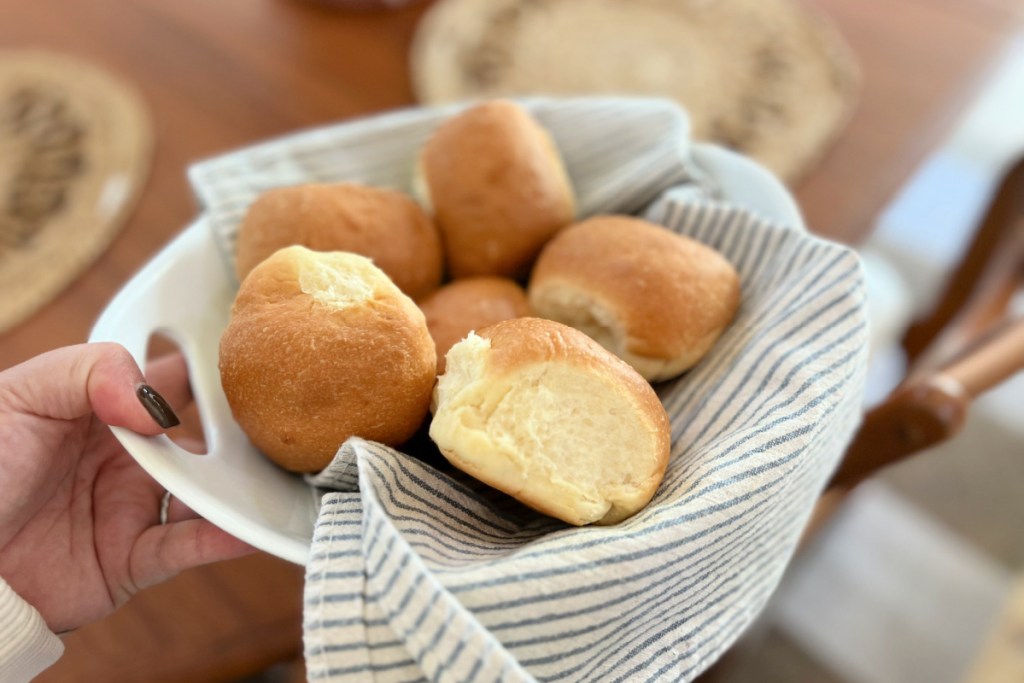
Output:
[{"xmin": 0, "ymin": 343, "xmax": 254, "ymax": 633}]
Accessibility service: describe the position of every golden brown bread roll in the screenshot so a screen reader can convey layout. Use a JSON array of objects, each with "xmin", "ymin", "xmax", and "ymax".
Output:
[
  {"xmin": 418, "ymin": 277, "xmax": 531, "ymax": 372},
  {"xmin": 418, "ymin": 100, "xmax": 575, "ymax": 279},
  {"xmin": 219, "ymin": 246, "xmax": 437, "ymax": 472},
  {"xmin": 528, "ymin": 215, "xmax": 740, "ymax": 382},
  {"xmin": 429, "ymin": 317, "xmax": 670, "ymax": 525},
  {"xmin": 234, "ymin": 182, "xmax": 443, "ymax": 301}
]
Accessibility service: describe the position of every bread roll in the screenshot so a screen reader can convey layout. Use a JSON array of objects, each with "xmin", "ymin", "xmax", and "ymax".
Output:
[
  {"xmin": 234, "ymin": 182, "xmax": 443, "ymax": 301},
  {"xmin": 430, "ymin": 317, "xmax": 670, "ymax": 525},
  {"xmin": 418, "ymin": 100, "xmax": 575, "ymax": 278},
  {"xmin": 419, "ymin": 277, "xmax": 531, "ymax": 372},
  {"xmin": 529, "ymin": 216, "xmax": 740, "ymax": 382},
  {"xmin": 219, "ymin": 246, "xmax": 436, "ymax": 472}
]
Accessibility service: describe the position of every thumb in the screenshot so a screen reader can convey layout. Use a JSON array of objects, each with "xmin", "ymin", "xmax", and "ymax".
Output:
[{"xmin": 0, "ymin": 342, "xmax": 179, "ymax": 435}]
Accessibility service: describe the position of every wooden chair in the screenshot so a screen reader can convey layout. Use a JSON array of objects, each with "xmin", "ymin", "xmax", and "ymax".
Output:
[{"xmin": 821, "ymin": 155, "xmax": 1024, "ymax": 514}]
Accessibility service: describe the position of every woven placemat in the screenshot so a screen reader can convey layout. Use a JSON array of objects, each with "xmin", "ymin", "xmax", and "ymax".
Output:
[
  {"xmin": 0, "ymin": 51, "xmax": 152, "ymax": 334},
  {"xmin": 411, "ymin": 0, "xmax": 859, "ymax": 183}
]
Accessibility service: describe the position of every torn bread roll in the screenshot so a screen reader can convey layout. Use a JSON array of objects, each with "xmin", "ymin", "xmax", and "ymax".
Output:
[
  {"xmin": 234, "ymin": 182, "xmax": 443, "ymax": 301},
  {"xmin": 417, "ymin": 100, "xmax": 575, "ymax": 278},
  {"xmin": 529, "ymin": 215, "xmax": 740, "ymax": 381},
  {"xmin": 429, "ymin": 317, "xmax": 670, "ymax": 525},
  {"xmin": 219, "ymin": 246, "xmax": 436, "ymax": 472},
  {"xmin": 419, "ymin": 277, "xmax": 531, "ymax": 372}
]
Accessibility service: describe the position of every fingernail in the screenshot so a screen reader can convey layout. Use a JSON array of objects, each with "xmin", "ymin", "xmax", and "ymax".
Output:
[{"xmin": 136, "ymin": 384, "xmax": 180, "ymax": 429}]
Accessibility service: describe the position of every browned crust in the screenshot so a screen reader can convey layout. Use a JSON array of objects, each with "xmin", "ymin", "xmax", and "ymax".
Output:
[
  {"xmin": 234, "ymin": 182, "xmax": 444, "ymax": 301},
  {"xmin": 219, "ymin": 248, "xmax": 436, "ymax": 472},
  {"xmin": 529, "ymin": 215, "xmax": 740, "ymax": 360},
  {"xmin": 419, "ymin": 100, "xmax": 575, "ymax": 278},
  {"xmin": 419, "ymin": 276, "xmax": 531, "ymax": 372}
]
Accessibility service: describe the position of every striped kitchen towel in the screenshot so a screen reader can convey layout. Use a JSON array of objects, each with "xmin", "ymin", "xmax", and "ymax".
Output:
[{"xmin": 189, "ymin": 98, "xmax": 869, "ymax": 682}]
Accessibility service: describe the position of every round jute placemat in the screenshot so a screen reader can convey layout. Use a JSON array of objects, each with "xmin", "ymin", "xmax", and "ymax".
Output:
[
  {"xmin": 0, "ymin": 50, "xmax": 152, "ymax": 334},
  {"xmin": 411, "ymin": 0, "xmax": 859, "ymax": 183}
]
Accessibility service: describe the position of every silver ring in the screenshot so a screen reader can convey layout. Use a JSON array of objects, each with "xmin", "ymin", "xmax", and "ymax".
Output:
[{"xmin": 159, "ymin": 490, "xmax": 172, "ymax": 525}]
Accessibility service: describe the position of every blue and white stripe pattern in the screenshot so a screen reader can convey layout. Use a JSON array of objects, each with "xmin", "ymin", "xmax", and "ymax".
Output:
[{"xmin": 189, "ymin": 98, "xmax": 868, "ymax": 682}]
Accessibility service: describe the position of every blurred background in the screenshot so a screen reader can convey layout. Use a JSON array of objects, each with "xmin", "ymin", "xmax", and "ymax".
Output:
[{"xmin": 0, "ymin": 0, "xmax": 1022, "ymax": 681}]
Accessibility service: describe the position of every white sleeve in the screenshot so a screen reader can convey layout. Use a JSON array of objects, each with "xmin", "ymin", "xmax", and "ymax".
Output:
[{"xmin": 0, "ymin": 576, "xmax": 64, "ymax": 682}]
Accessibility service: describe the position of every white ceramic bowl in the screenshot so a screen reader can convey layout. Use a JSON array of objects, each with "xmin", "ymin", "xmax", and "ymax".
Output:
[{"xmin": 89, "ymin": 141, "xmax": 802, "ymax": 566}]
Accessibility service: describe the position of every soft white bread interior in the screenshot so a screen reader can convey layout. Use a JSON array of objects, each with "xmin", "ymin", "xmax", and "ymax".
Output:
[
  {"xmin": 418, "ymin": 100, "xmax": 576, "ymax": 279},
  {"xmin": 233, "ymin": 182, "xmax": 444, "ymax": 301},
  {"xmin": 219, "ymin": 246, "xmax": 436, "ymax": 473},
  {"xmin": 418, "ymin": 276, "xmax": 531, "ymax": 372},
  {"xmin": 529, "ymin": 215, "xmax": 740, "ymax": 381},
  {"xmin": 429, "ymin": 317, "xmax": 670, "ymax": 525}
]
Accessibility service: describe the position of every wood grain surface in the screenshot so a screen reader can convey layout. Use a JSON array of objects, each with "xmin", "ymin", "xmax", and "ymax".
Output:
[{"xmin": 0, "ymin": 0, "xmax": 1021, "ymax": 681}]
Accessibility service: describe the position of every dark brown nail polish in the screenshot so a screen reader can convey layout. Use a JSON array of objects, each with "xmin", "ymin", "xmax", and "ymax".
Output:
[{"xmin": 137, "ymin": 384, "xmax": 180, "ymax": 429}]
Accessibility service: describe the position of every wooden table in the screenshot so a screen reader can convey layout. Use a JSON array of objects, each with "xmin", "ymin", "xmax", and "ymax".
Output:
[{"xmin": 0, "ymin": 0, "xmax": 1021, "ymax": 680}]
